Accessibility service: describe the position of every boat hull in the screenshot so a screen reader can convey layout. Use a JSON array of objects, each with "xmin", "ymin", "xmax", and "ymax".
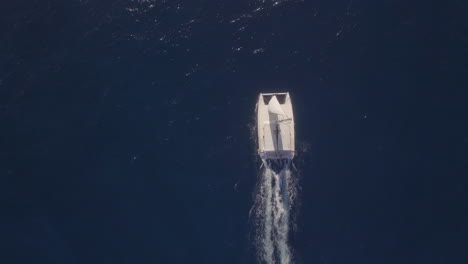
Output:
[{"xmin": 257, "ymin": 92, "xmax": 295, "ymax": 160}]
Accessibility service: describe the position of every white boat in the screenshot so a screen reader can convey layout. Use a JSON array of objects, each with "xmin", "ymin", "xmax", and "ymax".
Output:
[{"xmin": 257, "ymin": 92, "xmax": 295, "ymax": 160}]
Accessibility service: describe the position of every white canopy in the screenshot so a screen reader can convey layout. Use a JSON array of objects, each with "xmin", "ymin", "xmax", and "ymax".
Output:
[{"xmin": 267, "ymin": 96, "xmax": 287, "ymax": 116}]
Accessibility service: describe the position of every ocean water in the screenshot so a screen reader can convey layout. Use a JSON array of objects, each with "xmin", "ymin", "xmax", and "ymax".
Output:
[{"xmin": 1, "ymin": 0, "xmax": 467, "ymax": 263}]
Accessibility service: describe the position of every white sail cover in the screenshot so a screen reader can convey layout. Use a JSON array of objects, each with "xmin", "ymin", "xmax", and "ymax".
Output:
[{"xmin": 267, "ymin": 96, "xmax": 287, "ymax": 116}]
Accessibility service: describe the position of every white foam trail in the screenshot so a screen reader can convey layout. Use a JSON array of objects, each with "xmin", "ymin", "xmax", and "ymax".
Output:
[
  {"xmin": 263, "ymin": 165, "xmax": 275, "ymax": 264},
  {"xmin": 275, "ymin": 168, "xmax": 291, "ymax": 264},
  {"xmin": 255, "ymin": 160, "xmax": 296, "ymax": 264}
]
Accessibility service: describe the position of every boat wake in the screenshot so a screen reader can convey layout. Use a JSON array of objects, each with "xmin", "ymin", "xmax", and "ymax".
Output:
[{"xmin": 253, "ymin": 159, "xmax": 297, "ymax": 264}]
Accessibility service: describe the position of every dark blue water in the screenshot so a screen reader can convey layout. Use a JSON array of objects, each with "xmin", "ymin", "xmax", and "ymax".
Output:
[{"xmin": 2, "ymin": 0, "xmax": 467, "ymax": 263}]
